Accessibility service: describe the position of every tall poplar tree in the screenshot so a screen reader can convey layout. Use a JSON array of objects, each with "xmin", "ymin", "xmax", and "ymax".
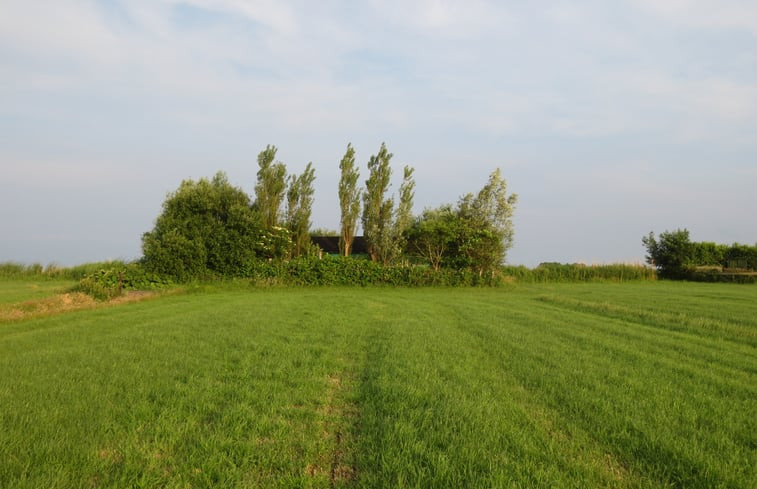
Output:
[
  {"xmin": 286, "ymin": 162, "xmax": 316, "ymax": 257},
  {"xmin": 361, "ymin": 143, "xmax": 415, "ymax": 264},
  {"xmin": 362, "ymin": 143, "xmax": 394, "ymax": 263},
  {"xmin": 394, "ymin": 165, "xmax": 416, "ymax": 257},
  {"xmin": 338, "ymin": 143, "xmax": 361, "ymax": 256},
  {"xmin": 254, "ymin": 145, "xmax": 287, "ymax": 229}
]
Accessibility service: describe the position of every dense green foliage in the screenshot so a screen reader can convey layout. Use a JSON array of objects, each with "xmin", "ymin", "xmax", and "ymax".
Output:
[
  {"xmin": 136, "ymin": 143, "xmax": 523, "ymax": 280},
  {"xmin": 643, "ymin": 229, "xmax": 757, "ymax": 280},
  {"xmin": 407, "ymin": 169, "xmax": 518, "ymax": 273},
  {"xmin": 142, "ymin": 172, "xmax": 263, "ymax": 280},
  {"xmin": 247, "ymin": 256, "xmax": 508, "ymax": 287},
  {"xmin": 1, "ymin": 283, "xmax": 754, "ymax": 488}
]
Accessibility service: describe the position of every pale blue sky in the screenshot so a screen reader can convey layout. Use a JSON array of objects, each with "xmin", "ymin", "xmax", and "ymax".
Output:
[{"xmin": 1, "ymin": 0, "xmax": 755, "ymax": 266}]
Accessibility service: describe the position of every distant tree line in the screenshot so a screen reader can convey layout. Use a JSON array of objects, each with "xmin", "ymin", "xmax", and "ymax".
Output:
[
  {"xmin": 140, "ymin": 143, "xmax": 518, "ymax": 281},
  {"xmin": 642, "ymin": 229, "xmax": 757, "ymax": 281}
]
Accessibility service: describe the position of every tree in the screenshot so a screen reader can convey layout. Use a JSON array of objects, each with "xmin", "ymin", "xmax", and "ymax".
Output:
[
  {"xmin": 286, "ymin": 162, "xmax": 316, "ymax": 257},
  {"xmin": 142, "ymin": 172, "xmax": 261, "ymax": 280},
  {"xmin": 362, "ymin": 143, "xmax": 395, "ymax": 264},
  {"xmin": 457, "ymin": 169, "xmax": 518, "ymax": 273},
  {"xmin": 406, "ymin": 169, "xmax": 517, "ymax": 274},
  {"xmin": 361, "ymin": 144, "xmax": 416, "ymax": 265},
  {"xmin": 393, "ymin": 165, "xmax": 416, "ymax": 258},
  {"xmin": 254, "ymin": 145, "xmax": 287, "ymax": 229},
  {"xmin": 406, "ymin": 205, "xmax": 458, "ymax": 270},
  {"xmin": 642, "ymin": 229, "xmax": 693, "ymax": 278},
  {"xmin": 338, "ymin": 143, "xmax": 361, "ymax": 256}
]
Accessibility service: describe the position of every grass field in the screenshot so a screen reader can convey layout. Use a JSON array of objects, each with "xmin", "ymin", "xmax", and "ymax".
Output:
[
  {"xmin": 0, "ymin": 282, "xmax": 755, "ymax": 488},
  {"xmin": 0, "ymin": 279, "xmax": 77, "ymax": 305}
]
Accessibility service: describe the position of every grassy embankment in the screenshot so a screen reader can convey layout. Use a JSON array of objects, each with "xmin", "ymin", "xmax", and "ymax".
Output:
[{"xmin": 0, "ymin": 282, "xmax": 755, "ymax": 488}]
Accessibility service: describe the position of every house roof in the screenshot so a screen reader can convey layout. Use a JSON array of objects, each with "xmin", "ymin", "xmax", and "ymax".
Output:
[{"xmin": 310, "ymin": 236, "xmax": 368, "ymax": 255}]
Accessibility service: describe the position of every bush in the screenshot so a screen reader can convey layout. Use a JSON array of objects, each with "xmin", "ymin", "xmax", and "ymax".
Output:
[
  {"xmin": 142, "ymin": 172, "xmax": 264, "ymax": 280},
  {"xmin": 74, "ymin": 263, "xmax": 173, "ymax": 300}
]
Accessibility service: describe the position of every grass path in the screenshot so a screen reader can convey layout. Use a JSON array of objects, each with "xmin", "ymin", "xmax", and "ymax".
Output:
[{"xmin": 1, "ymin": 283, "xmax": 755, "ymax": 488}]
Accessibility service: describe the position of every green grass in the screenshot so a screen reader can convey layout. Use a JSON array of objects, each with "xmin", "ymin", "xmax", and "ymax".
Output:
[
  {"xmin": 0, "ymin": 279, "xmax": 77, "ymax": 305},
  {"xmin": 0, "ymin": 283, "xmax": 755, "ymax": 488}
]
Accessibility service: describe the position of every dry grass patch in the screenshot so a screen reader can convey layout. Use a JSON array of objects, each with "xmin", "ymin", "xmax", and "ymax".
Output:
[{"xmin": 0, "ymin": 291, "xmax": 158, "ymax": 322}]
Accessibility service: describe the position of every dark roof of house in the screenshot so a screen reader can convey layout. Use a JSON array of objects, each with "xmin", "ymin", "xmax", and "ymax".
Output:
[{"xmin": 310, "ymin": 236, "xmax": 368, "ymax": 255}]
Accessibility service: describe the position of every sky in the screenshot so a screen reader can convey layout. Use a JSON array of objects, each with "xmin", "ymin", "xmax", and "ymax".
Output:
[{"xmin": 1, "ymin": 0, "xmax": 756, "ymax": 267}]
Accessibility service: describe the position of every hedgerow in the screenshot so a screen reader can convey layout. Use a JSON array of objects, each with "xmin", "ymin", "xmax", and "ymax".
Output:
[{"xmin": 247, "ymin": 256, "xmax": 508, "ymax": 287}]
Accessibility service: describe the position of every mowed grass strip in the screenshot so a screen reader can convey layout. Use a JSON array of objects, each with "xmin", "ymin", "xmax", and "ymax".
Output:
[{"xmin": 1, "ymin": 284, "xmax": 755, "ymax": 488}]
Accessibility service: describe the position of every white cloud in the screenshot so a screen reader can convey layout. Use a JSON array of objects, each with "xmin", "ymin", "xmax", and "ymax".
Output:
[
  {"xmin": 368, "ymin": 0, "xmax": 511, "ymax": 39},
  {"xmin": 632, "ymin": 0, "xmax": 757, "ymax": 33},
  {"xmin": 167, "ymin": 0, "xmax": 298, "ymax": 34}
]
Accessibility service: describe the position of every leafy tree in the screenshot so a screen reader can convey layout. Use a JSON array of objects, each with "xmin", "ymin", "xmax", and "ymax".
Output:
[
  {"xmin": 407, "ymin": 169, "xmax": 516, "ymax": 274},
  {"xmin": 394, "ymin": 166, "xmax": 416, "ymax": 258},
  {"xmin": 361, "ymin": 144, "xmax": 416, "ymax": 265},
  {"xmin": 338, "ymin": 143, "xmax": 361, "ymax": 256},
  {"xmin": 456, "ymin": 169, "xmax": 518, "ymax": 273},
  {"xmin": 142, "ymin": 172, "xmax": 261, "ymax": 280},
  {"xmin": 286, "ymin": 162, "xmax": 316, "ymax": 257},
  {"xmin": 642, "ymin": 229, "xmax": 694, "ymax": 278},
  {"xmin": 254, "ymin": 145, "xmax": 287, "ymax": 229},
  {"xmin": 362, "ymin": 143, "xmax": 395, "ymax": 264},
  {"xmin": 406, "ymin": 205, "xmax": 458, "ymax": 270}
]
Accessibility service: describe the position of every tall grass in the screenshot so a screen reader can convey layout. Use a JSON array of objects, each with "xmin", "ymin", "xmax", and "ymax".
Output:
[
  {"xmin": 0, "ymin": 261, "xmax": 130, "ymax": 281},
  {"xmin": 503, "ymin": 262, "xmax": 657, "ymax": 283}
]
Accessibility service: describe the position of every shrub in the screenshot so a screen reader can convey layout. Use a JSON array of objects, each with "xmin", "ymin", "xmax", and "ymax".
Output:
[
  {"xmin": 75, "ymin": 263, "xmax": 173, "ymax": 300},
  {"xmin": 142, "ymin": 172, "xmax": 263, "ymax": 280}
]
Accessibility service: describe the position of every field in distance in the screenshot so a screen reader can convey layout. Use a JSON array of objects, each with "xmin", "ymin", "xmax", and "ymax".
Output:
[{"xmin": 0, "ymin": 282, "xmax": 754, "ymax": 488}]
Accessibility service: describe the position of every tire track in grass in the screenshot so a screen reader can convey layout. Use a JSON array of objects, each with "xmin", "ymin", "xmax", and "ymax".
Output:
[
  {"xmin": 536, "ymin": 294, "xmax": 757, "ymax": 347},
  {"xmin": 530, "ymin": 300, "xmax": 755, "ymax": 488},
  {"xmin": 454, "ymin": 294, "xmax": 754, "ymax": 488},
  {"xmin": 440, "ymin": 297, "xmax": 648, "ymax": 488},
  {"xmin": 530, "ymin": 296, "xmax": 757, "ymax": 401},
  {"xmin": 353, "ymin": 291, "xmax": 641, "ymax": 487}
]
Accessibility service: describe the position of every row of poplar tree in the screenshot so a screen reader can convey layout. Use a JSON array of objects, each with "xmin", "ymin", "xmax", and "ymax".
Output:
[{"xmin": 141, "ymin": 143, "xmax": 517, "ymax": 280}]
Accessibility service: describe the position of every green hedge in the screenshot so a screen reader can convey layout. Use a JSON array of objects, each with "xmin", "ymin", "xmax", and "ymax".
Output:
[
  {"xmin": 247, "ymin": 256, "xmax": 507, "ymax": 287},
  {"xmin": 684, "ymin": 269, "xmax": 757, "ymax": 284}
]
